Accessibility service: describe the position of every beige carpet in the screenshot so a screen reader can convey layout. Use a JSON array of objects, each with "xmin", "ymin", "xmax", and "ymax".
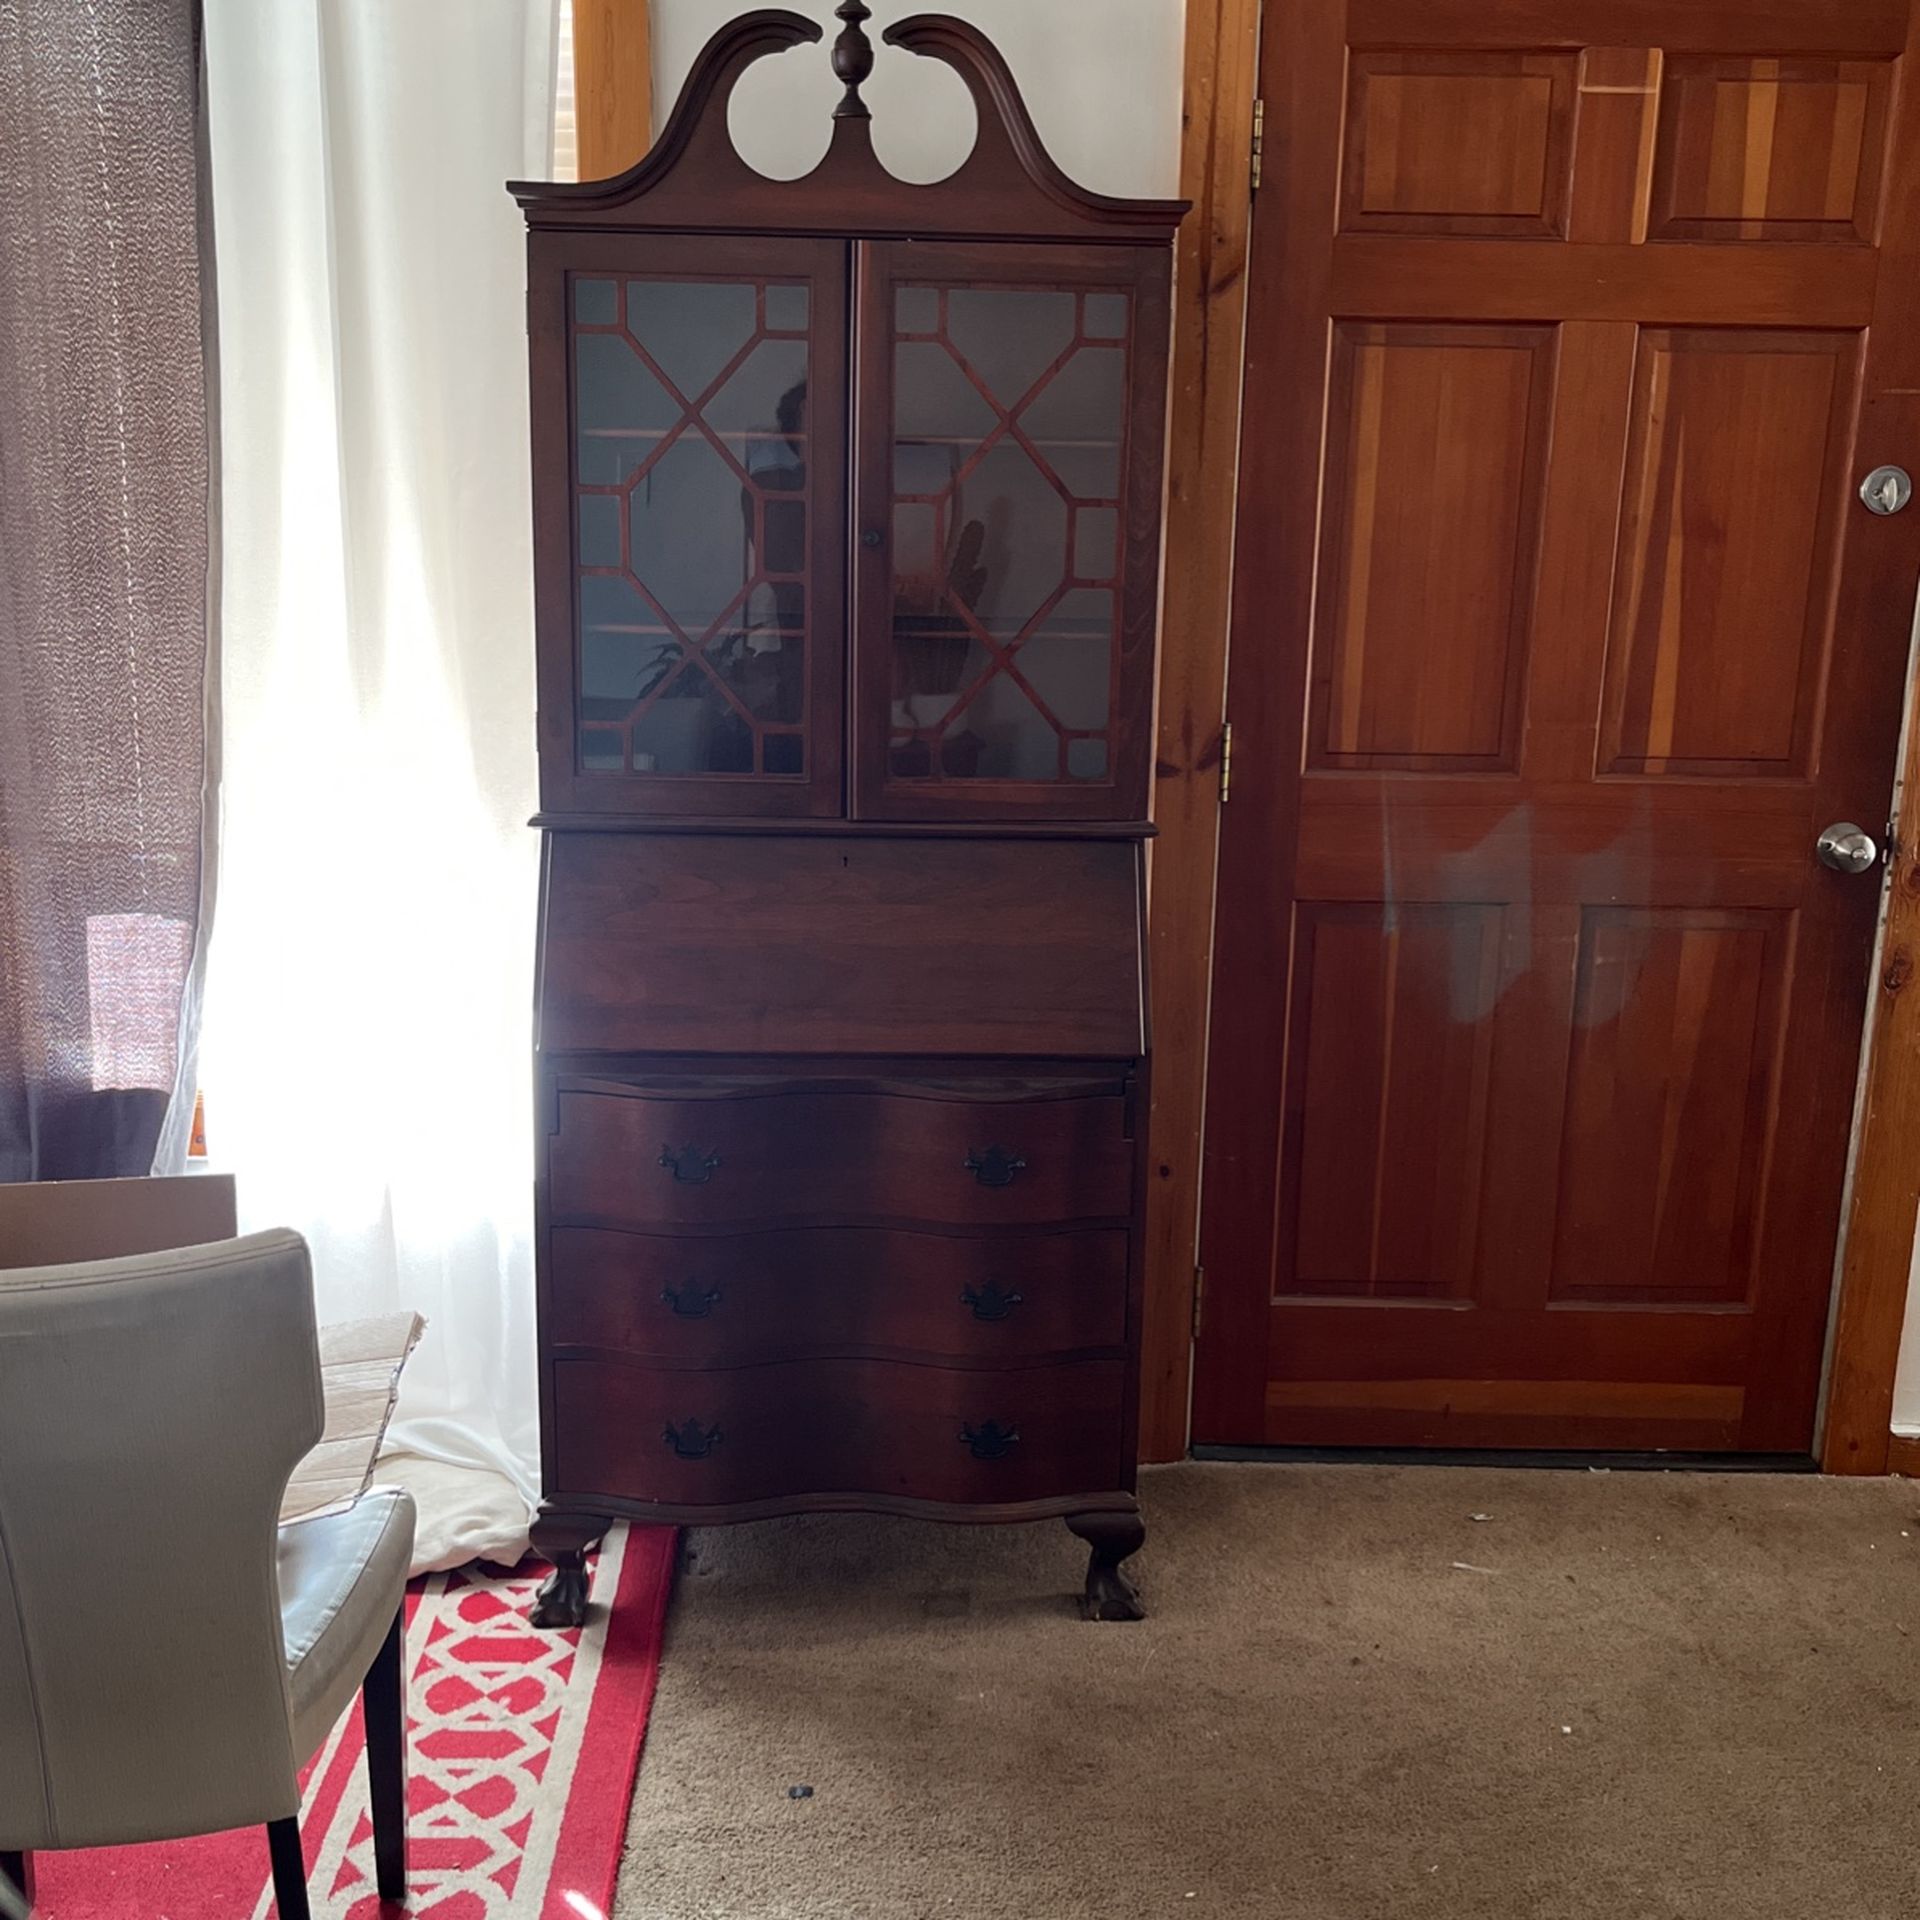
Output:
[{"xmin": 617, "ymin": 1463, "xmax": 1920, "ymax": 1918}]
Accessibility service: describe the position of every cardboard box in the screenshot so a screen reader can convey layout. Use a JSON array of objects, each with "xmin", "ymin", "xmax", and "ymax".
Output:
[{"xmin": 0, "ymin": 1173, "xmax": 238, "ymax": 1268}]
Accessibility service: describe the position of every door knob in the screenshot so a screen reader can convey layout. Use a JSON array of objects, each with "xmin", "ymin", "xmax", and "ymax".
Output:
[{"xmin": 1816, "ymin": 822, "xmax": 1880, "ymax": 874}]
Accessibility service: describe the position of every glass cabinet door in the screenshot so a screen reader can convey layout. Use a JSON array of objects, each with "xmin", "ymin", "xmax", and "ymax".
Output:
[
  {"xmin": 534, "ymin": 235, "xmax": 846, "ymax": 816},
  {"xmin": 850, "ymin": 242, "xmax": 1167, "ymax": 821}
]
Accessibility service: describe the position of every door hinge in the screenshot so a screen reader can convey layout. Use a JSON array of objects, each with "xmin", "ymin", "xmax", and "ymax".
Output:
[
  {"xmin": 1192, "ymin": 1264, "xmax": 1206, "ymax": 1341},
  {"xmin": 1250, "ymin": 96, "xmax": 1266, "ymax": 194},
  {"xmin": 1218, "ymin": 719, "xmax": 1234, "ymax": 805}
]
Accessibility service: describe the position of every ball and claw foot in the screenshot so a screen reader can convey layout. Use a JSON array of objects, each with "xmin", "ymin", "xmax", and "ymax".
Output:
[
  {"xmin": 1066, "ymin": 1510, "xmax": 1147, "ymax": 1622},
  {"xmin": 527, "ymin": 1509, "xmax": 608, "ymax": 1628},
  {"xmin": 529, "ymin": 1562, "xmax": 591, "ymax": 1628}
]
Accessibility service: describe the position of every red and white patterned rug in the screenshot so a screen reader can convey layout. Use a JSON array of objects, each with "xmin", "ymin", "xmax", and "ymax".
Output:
[{"xmin": 32, "ymin": 1525, "xmax": 675, "ymax": 1919}]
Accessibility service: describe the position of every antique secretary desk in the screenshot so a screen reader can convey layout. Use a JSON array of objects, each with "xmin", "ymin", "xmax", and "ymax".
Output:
[{"xmin": 511, "ymin": 4, "xmax": 1184, "ymax": 1627}]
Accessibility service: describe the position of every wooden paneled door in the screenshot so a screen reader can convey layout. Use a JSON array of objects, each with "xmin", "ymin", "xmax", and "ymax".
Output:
[{"xmin": 1195, "ymin": 0, "xmax": 1920, "ymax": 1452}]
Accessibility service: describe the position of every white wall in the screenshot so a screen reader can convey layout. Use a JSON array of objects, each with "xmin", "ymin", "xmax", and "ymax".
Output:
[
  {"xmin": 1880, "ymin": 615, "xmax": 1920, "ymax": 1433},
  {"xmin": 650, "ymin": 0, "xmax": 1185, "ymax": 200},
  {"xmin": 1891, "ymin": 1230, "xmax": 1920, "ymax": 1430}
]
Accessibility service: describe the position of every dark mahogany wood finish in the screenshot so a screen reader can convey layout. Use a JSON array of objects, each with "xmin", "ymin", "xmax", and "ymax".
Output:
[
  {"xmin": 553, "ymin": 1355, "xmax": 1130, "ymax": 1508},
  {"xmin": 536, "ymin": 832, "xmax": 1145, "ymax": 1056},
  {"xmin": 514, "ymin": 7, "xmax": 1182, "ymax": 1626},
  {"xmin": 548, "ymin": 1082, "xmax": 1134, "ymax": 1231},
  {"xmin": 548, "ymin": 1224, "xmax": 1131, "ymax": 1365}
]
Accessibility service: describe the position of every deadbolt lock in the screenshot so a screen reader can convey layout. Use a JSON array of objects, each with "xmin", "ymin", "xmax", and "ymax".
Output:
[{"xmin": 1860, "ymin": 466, "xmax": 1912, "ymax": 515}]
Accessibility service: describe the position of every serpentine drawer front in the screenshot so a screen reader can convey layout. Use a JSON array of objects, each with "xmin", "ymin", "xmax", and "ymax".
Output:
[
  {"xmin": 548, "ymin": 1225, "xmax": 1130, "ymax": 1366},
  {"xmin": 550, "ymin": 1356, "xmax": 1129, "ymax": 1511},
  {"xmin": 546, "ymin": 1085, "xmax": 1133, "ymax": 1231}
]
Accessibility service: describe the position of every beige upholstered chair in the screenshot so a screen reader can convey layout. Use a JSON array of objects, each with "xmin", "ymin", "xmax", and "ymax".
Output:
[{"xmin": 0, "ymin": 1230, "xmax": 416, "ymax": 1918}]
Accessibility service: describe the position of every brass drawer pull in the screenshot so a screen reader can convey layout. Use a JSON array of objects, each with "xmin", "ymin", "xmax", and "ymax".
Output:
[
  {"xmin": 959, "ymin": 1420, "xmax": 1020, "ymax": 1461},
  {"xmin": 964, "ymin": 1145, "xmax": 1026, "ymax": 1189},
  {"xmin": 961, "ymin": 1283, "xmax": 1023, "ymax": 1322},
  {"xmin": 658, "ymin": 1143, "xmax": 721, "ymax": 1185},
  {"xmin": 663, "ymin": 1418, "xmax": 723, "ymax": 1460},
  {"xmin": 661, "ymin": 1284, "xmax": 723, "ymax": 1319}
]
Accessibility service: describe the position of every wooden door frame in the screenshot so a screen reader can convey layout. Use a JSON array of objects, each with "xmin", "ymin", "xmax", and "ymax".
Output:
[
  {"xmin": 1822, "ymin": 635, "xmax": 1920, "ymax": 1473},
  {"xmin": 1821, "ymin": 0, "xmax": 1920, "ymax": 1463},
  {"xmin": 572, "ymin": 0, "xmax": 653, "ymax": 182},
  {"xmin": 1135, "ymin": 0, "xmax": 1263, "ymax": 1460},
  {"xmin": 1811, "ymin": 2, "xmax": 1920, "ymax": 1477}
]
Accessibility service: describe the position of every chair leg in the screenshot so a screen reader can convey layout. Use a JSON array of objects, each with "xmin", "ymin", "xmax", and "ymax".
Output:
[
  {"xmin": 0, "ymin": 1851, "xmax": 34, "ymax": 1913},
  {"xmin": 362, "ymin": 1606, "xmax": 409, "ymax": 1901},
  {"xmin": 265, "ymin": 1816, "xmax": 311, "ymax": 1920}
]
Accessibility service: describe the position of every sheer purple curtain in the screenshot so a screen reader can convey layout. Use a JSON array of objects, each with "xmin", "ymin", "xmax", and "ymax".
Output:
[{"xmin": 0, "ymin": 0, "xmax": 214, "ymax": 1181}]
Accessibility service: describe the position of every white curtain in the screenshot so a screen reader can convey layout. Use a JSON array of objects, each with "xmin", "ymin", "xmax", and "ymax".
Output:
[{"xmin": 200, "ymin": 0, "xmax": 559, "ymax": 1565}]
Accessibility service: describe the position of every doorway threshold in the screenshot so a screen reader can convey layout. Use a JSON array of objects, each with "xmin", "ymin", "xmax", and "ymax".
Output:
[{"xmin": 1188, "ymin": 1445, "xmax": 1819, "ymax": 1474}]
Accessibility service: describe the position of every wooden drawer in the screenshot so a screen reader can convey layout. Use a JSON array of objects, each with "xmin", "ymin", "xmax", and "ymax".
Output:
[
  {"xmin": 547, "ymin": 1083, "xmax": 1132, "ymax": 1231},
  {"xmin": 550, "ymin": 1355, "xmax": 1127, "ymax": 1509},
  {"xmin": 548, "ymin": 1225, "xmax": 1128, "ymax": 1365}
]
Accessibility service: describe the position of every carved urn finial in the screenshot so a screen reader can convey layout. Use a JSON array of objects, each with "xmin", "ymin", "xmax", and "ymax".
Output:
[{"xmin": 830, "ymin": 0, "xmax": 876, "ymax": 120}]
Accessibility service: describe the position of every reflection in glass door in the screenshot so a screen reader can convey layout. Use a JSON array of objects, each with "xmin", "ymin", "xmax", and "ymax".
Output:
[
  {"xmin": 854, "ymin": 244, "xmax": 1162, "ymax": 820},
  {"xmin": 558, "ymin": 238, "xmax": 845, "ymax": 815}
]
